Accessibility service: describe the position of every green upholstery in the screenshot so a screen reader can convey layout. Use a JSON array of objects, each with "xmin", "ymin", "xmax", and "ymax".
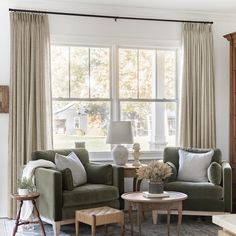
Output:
[
  {"xmin": 32, "ymin": 148, "xmax": 124, "ymax": 224},
  {"xmin": 163, "ymin": 147, "xmax": 232, "ymax": 213},
  {"xmin": 208, "ymin": 162, "xmax": 222, "ymax": 185},
  {"xmin": 61, "ymin": 168, "xmax": 74, "ymax": 191},
  {"xmin": 35, "ymin": 168, "xmax": 62, "ymax": 221},
  {"xmin": 165, "ymin": 181, "xmax": 223, "ymax": 199},
  {"xmin": 166, "ymin": 161, "xmax": 177, "ymax": 182},
  {"xmin": 32, "ymin": 148, "xmax": 89, "ymax": 165},
  {"xmin": 63, "ymin": 184, "xmax": 119, "ymax": 207},
  {"xmin": 85, "ymin": 163, "xmax": 113, "ymax": 185}
]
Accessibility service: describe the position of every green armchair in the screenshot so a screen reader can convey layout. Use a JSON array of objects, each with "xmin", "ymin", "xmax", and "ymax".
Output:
[
  {"xmin": 32, "ymin": 148, "xmax": 124, "ymax": 236},
  {"xmin": 163, "ymin": 147, "xmax": 232, "ymax": 214}
]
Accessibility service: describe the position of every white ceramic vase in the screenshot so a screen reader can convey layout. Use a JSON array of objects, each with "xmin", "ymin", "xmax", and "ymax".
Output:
[{"xmin": 18, "ymin": 188, "xmax": 29, "ymax": 196}]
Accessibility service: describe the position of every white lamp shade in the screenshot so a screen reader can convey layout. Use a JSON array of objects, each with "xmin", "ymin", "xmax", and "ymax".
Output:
[{"xmin": 106, "ymin": 121, "xmax": 134, "ymax": 144}]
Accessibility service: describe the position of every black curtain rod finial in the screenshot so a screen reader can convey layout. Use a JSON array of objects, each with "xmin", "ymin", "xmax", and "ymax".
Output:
[{"xmin": 9, "ymin": 8, "xmax": 213, "ymax": 24}]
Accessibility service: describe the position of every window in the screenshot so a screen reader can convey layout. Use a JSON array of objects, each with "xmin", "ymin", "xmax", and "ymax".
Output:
[
  {"xmin": 51, "ymin": 46, "xmax": 111, "ymax": 151},
  {"xmin": 51, "ymin": 45, "xmax": 178, "ymax": 153},
  {"xmin": 119, "ymin": 48, "xmax": 177, "ymax": 151}
]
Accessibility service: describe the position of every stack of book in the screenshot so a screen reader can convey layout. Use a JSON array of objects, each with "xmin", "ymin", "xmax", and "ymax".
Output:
[{"xmin": 143, "ymin": 191, "xmax": 169, "ymax": 198}]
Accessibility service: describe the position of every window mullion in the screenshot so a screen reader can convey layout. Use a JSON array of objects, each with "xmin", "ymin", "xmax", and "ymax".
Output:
[
  {"xmin": 137, "ymin": 49, "xmax": 139, "ymax": 99},
  {"xmin": 112, "ymin": 45, "xmax": 119, "ymax": 121},
  {"xmin": 69, "ymin": 47, "xmax": 71, "ymax": 98},
  {"xmin": 89, "ymin": 48, "xmax": 91, "ymax": 98}
]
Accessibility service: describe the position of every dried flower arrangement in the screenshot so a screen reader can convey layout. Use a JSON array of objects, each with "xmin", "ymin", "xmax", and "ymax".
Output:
[{"xmin": 137, "ymin": 160, "xmax": 172, "ymax": 182}]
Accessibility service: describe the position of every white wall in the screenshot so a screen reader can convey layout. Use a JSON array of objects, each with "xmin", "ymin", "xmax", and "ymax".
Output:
[{"xmin": 0, "ymin": 0, "xmax": 235, "ymax": 216}]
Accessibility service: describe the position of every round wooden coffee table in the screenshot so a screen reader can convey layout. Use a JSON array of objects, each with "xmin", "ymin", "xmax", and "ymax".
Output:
[{"xmin": 122, "ymin": 191, "xmax": 187, "ymax": 236}]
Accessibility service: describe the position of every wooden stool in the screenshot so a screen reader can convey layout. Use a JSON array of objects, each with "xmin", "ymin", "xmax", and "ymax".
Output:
[
  {"xmin": 75, "ymin": 206, "xmax": 124, "ymax": 236},
  {"xmin": 11, "ymin": 192, "xmax": 46, "ymax": 236}
]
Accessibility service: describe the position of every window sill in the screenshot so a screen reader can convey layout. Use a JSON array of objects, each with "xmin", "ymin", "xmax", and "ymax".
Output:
[{"xmin": 89, "ymin": 151, "xmax": 164, "ymax": 163}]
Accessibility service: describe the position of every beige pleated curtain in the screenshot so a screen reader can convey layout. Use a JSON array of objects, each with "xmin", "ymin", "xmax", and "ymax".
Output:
[
  {"xmin": 180, "ymin": 23, "xmax": 216, "ymax": 148},
  {"xmin": 8, "ymin": 12, "xmax": 52, "ymax": 218}
]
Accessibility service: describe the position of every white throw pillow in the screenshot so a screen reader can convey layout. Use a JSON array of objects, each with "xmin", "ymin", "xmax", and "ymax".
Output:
[
  {"xmin": 177, "ymin": 149, "xmax": 214, "ymax": 182},
  {"xmin": 55, "ymin": 152, "xmax": 87, "ymax": 187}
]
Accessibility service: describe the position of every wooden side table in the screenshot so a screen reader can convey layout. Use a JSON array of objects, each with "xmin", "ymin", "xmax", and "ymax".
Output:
[
  {"xmin": 123, "ymin": 163, "xmax": 147, "ymax": 191},
  {"xmin": 11, "ymin": 192, "xmax": 46, "ymax": 236},
  {"xmin": 75, "ymin": 206, "xmax": 124, "ymax": 236}
]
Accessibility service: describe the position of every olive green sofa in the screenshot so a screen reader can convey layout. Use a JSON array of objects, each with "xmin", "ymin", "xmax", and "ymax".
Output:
[
  {"xmin": 32, "ymin": 148, "xmax": 124, "ymax": 236},
  {"xmin": 163, "ymin": 147, "xmax": 232, "ymax": 214}
]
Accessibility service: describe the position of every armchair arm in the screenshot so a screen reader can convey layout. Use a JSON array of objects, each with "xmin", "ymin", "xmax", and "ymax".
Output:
[
  {"xmin": 222, "ymin": 162, "xmax": 232, "ymax": 212},
  {"xmin": 35, "ymin": 167, "xmax": 63, "ymax": 221},
  {"xmin": 112, "ymin": 165, "xmax": 124, "ymax": 209}
]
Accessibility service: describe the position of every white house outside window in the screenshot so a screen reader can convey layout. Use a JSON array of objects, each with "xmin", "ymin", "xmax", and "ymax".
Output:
[{"xmin": 51, "ymin": 45, "xmax": 178, "ymax": 153}]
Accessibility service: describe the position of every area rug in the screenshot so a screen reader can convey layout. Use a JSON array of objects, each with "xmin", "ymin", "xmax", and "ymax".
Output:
[{"xmin": 2, "ymin": 213, "xmax": 220, "ymax": 236}]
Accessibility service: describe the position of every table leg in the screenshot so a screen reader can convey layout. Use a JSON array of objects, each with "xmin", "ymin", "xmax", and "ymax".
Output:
[
  {"xmin": 152, "ymin": 210, "xmax": 158, "ymax": 225},
  {"xmin": 128, "ymin": 202, "xmax": 133, "ymax": 236},
  {"xmin": 137, "ymin": 179, "xmax": 142, "ymax": 191},
  {"xmin": 120, "ymin": 211, "xmax": 125, "ymax": 236},
  {"xmin": 133, "ymin": 177, "xmax": 137, "ymax": 191},
  {"xmin": 167, "ymin": 208, "xmax": 171, "ymax": 236},
  {"xmin": 32, "ymin": 199, "xmax": 46, "ymax": 236},
  {"xmin": 137, "ymin": 203, "xmax": 142, "ymax": 236},
  {"xmin": 177, "ymin": 202, "xmax": 183, "ymax": 236},
  {"xmin": 12, "ymin": 200, "xmax": 23, "ymax": 236}
]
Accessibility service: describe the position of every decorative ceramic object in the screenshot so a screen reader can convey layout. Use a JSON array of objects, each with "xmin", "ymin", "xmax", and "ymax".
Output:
[
  {"xmin": 17, "ymin": 177, "xmax": 35, "ymax": 195},
  {"xmin": 132, "ymin": 143, "xmax": 141, "ymax": 166},
  {"xmin": 112, "ymin": 145, "xmax": 129, "ymax": 165},
  {"xmin": 149, "ymin": 181, "xmax": 164, "ymax": 194},
  {"xmin": 18, "ymin": 188, "xmax": 29, "ymax": 196}
]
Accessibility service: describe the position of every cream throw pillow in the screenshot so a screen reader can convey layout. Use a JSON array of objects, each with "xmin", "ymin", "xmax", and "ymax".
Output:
[
  {"xmin": 177, "ymin": 149, "xmax": 214, "ymax": 182},
  {"xmin": 55, "ymin": 152, "xmax": 87, "ymax": 187}
]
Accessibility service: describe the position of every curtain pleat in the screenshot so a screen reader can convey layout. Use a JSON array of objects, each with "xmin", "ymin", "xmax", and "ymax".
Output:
[
  {"xmin": 180, "ymin": 23, "xmax": 216, "ymax": 148},
  {"xmin": 8, "ymin": 12, "xmax": 52, "ymax": 218}
]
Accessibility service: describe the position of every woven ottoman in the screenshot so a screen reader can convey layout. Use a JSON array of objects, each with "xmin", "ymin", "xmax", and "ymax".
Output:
[{"xmin": 75, "ymin": 206, "xmax": 124, "ymax": 236}]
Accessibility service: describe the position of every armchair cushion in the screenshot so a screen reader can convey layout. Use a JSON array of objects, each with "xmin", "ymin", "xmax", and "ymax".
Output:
[
  {"xmin": 85, "ymin": 163, "xmax": 113, "ymax": 185},
  {"xmin": 177, "ymin": 149, "xmax": 213, "ymax": 182},
  {"xmin": 166, "ymin": 162, "xmax": 177, "ymax": 182},
  {"xmin": 164, "ymin": 181, "xmax": 223, "ymax": 200},
  {"xmin": 63, "ymin": 183, "xmax": 119, "ymax": 208},
  {"xmin": 207, "ymin": 162, "xmax": 222, "ymax": 185},
  {"xmin": 61, "ymin": 168, "xmax": 74, "ymax": 191}
]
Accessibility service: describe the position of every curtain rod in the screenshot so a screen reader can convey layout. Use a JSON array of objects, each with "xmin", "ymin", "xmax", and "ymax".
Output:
[{"xmin": 9, "ymin": 8, "xmax": 213, "ymax": 24}]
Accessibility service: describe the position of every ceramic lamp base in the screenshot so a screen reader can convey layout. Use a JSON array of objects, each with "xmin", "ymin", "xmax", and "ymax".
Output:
[{"xmin": 112, "ymin": 145, "xmax": 129, "ymax": 165}]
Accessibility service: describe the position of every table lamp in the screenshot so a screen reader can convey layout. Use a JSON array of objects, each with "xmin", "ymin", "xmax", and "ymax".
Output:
[{"xmin": 106, "ymin": 121, "xmax": 134, "ymax": 165}]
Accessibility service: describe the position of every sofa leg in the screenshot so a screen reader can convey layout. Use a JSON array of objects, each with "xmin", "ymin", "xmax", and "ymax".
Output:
[{"xmin": 53, "ymin": 221, "xmax": 61, "ymax": 236}]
